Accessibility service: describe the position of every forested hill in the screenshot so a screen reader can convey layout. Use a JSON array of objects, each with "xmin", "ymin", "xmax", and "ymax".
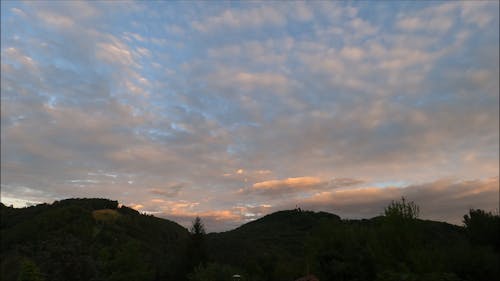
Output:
[
  {"xmin": 1, "ymin": 198, "xmax": 499, "ymax": 281},
  {"xmin": 1, "ymin": 198, "xmax": 190, "ymax": 281},
  {"xmin": 204, "ymin": 208, "xmax": 499, "ymax": 281}
]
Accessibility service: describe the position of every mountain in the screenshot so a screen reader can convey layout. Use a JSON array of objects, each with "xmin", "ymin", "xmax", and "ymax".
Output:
[{"xmin": 1, "ymin": 198, "xmax": 499, "ymax": 281}]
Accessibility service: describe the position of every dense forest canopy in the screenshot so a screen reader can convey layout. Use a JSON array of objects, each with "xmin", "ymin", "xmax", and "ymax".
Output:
[{"xmin": 1, "ymin": 198, "xmax": 499, "ymax": 281}]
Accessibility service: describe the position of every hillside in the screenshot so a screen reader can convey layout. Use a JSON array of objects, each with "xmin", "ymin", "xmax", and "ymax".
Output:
[
  {"xmin": 206, "ymin": 210, "xmax": 340, "ymax": 269},
  {"xmin": 1, "ymin": 198, "xmax": 189, "ymax": 281},
  {"xmin": 203, "ymin": 209, "xmax": 499, "ymax": 281},
  {"xmin": 1, "ymin": 198, "xmax": 499, "ymax": 281}
]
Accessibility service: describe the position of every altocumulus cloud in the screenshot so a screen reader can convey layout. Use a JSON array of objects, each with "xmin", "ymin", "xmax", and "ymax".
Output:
[
  {"xmin": 239, "ymin": 177, "xmax": 365, "ymax": 197},
  {"xmin": 1, "ymin": 1, "xmax": 498, "ymax": 231}
]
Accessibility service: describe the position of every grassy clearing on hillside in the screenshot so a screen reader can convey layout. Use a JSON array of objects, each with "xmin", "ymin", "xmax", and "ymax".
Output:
[{"xmin": 92, "ymin": 209, "xmax": 121, "ymax": 222}]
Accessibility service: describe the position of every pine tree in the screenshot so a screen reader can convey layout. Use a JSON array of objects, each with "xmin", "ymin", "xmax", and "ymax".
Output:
[{"xmin": 189, "ymin": 216, "xmax": 207, "ymax": 269}]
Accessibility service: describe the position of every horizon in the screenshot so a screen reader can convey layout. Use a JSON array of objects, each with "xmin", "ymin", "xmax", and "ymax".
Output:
[
  {"xmin": 1, "ymin": 1, "xmax": 499, "ymax": 232},
  {"xmin": 0, "ymin": 196, "xmax": 476, "ymax": 233}
]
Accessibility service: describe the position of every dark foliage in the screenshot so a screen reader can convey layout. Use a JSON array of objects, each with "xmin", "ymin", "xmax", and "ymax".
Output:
[
  {"xmin": 1, "ymin": 199, "xmax": 189, "ymax": 281},
  {"xmin": 463, "ymin": 209, "xmax": 500, "ymax": 251},
  {"xmin": 1, "ymin": 199, "xmax": 499, "ymax": 281},
  {"xmin": 188, "ymin": 217, "xmax": 208, "ymax": 270},
  {"xmin": 384, "ymin": 196, "xmax": 420, "ymax": 220}
]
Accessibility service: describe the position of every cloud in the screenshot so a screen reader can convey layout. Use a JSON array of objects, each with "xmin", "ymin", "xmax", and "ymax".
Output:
[
  {"xmin": 96, "ymin": 37, "xmax": 136, "ymax": 67},
  {"xmin": 192, "ymin": 5, "xmax": 286, "ymax": 33},
  {"xmin": 149, "ymin": 183, "xmax": 186, "ymax": 198},
  {"xmin": 151, "ymin": 177, "xmax": 498, "ymax": 231},
  {"xmin": 397, "ymin": 16, "xmax": 454, "ymax": 33},
  {"xmin": 396, "ymin": 2, "xmax": 457, "ymax": 33},
  {"xmin": 158, "ymin": 203, "xmax": 275, "ymax": 232},
  {"xmin": 122, "ymin": 31, "xmax": 146, "ymax": 42},
  {"xmin": 229, "ymin": 71, "xmax": 290, "ymax": 93},
  {"xmin": 293, "ymin": 2, "xmax": 313, "ymax": 22},
  {"xmin": 2, "ymin": 47, "xmax": 38, "ymax": 70},
  {"xmin": 292, "ymin": 177, "xmax": 500, "ymax": 224},
  {"xmin": 253, "ymin": 177, "xmax": 322, "ymax": 190},
  {"xmin": 141, "ymin": 198, "xmax": 245, "ymax": 232},
  {"xmin": 1, "ymin": 1, "xmax": 498, "ymax": 232},
  {"xmin": 131, "ymin": 204, "xmax": 144, "ymax": 210},
  {"xmin": 396, "ymin": 2, "xmax": 498, "ymax": 34},
  {"xmin": 10, "ymin": 7, "xmax": 27, "ymax": 18},
  {"xmin": 340, "ymin": 46, "xmax": 364, "ymax": 61},
  {"xmin": 242, "ymin": 177, "xmax": 364, "ymax": 197},
  {"xmin": 37, "ymin": 10, "xmax": 75, "ymax": 29},
  {"xmin": 135, "ymin": 47, "xmax": 152, "ymax": 58},
  {"xmin": 460, "ymin": 2, "xmax": 497, "ymax": 28}
]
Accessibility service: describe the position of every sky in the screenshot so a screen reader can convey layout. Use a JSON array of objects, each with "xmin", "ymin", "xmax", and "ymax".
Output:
[{"xmin": 1, "ymin": 1, "xmax": 499, "ymax": 232}]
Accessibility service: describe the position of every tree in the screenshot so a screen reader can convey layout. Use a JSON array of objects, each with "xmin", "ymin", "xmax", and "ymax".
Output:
[
  {"xmin": 384, "ymin": 197, "xmax": 419, "ymax": 220},
  {"xmin": 463, "ymin": 209, "xmax": 500, "ymax": 250},
  {"xmin": 189, "ymin": 216, "xmax": 207, "ymax": 269},
  {"xmin": 190, "ymin": 216, "xmax": 206, "ymax": 237}
]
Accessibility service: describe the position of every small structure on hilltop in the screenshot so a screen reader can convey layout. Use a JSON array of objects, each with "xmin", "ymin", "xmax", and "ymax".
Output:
[{"xmin": 295, "ymin": 274, "xmax": 319, "ymax": 281}]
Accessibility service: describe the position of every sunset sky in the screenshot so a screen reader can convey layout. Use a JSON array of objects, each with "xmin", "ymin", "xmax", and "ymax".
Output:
[{"xmin": 1, "ymin": 1, "xmax": 498, "ymax": 232}]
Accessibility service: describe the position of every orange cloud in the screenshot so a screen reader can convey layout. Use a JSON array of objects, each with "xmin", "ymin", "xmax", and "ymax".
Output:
[
  {"xmin": 242, "ymin": 176, "xmax": 364, "ymax": 197},
  {"xmin": 253, "ymin": 176, "xmax": 322, "ymax": 190},
  {"xmin": 200, "ymin": 210, "xmax": 241, "ymax": 221},
  {"xmin": 166, "ymin": 208, "xmax": 240, "ymax": 222},
  {"xmin": 130, "ymin": 204, "xmax": 144, "ymax": 210}
]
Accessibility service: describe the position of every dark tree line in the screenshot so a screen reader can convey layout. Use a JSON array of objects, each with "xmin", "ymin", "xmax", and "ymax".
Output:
[
  {"xmin": 195, "ymin": 198, "xmax": 499, "ymax": 281},
  {"xmin": 1, "ymin": 198, "xmax": 499, "ymax": 281}
]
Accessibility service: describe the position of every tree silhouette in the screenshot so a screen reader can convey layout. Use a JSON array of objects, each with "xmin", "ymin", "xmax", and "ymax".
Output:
[
  {"xmin": 384, "ymin": 196, "xmax": 419, "ymax": 219},
  {"xmin": 463, "ymin": 209, "xmax": 500, "ymax": 250},
  {"xmin": 188, "ymin": 216, "xmax": 207, "ymax": 270},
  {"xmin": 190, "ymin": 216, "xmax": 206, "ymax": 237}
]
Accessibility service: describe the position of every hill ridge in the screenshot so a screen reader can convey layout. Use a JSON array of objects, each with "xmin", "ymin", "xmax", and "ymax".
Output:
[{"xmin": 2, "ymin": 198, "xmax": 499, "ymax": 281}]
